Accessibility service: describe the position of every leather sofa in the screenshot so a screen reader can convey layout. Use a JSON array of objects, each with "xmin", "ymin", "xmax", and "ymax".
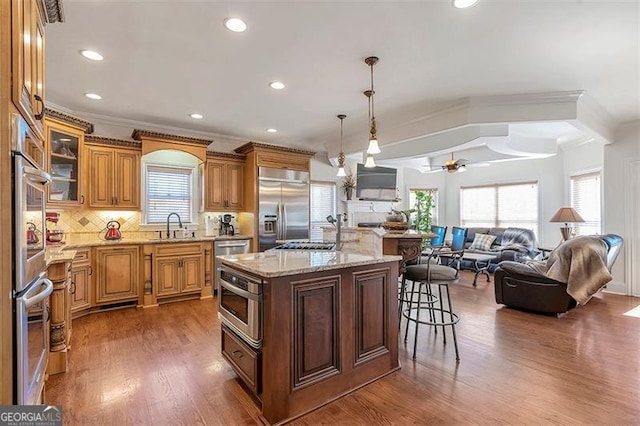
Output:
[
  {"xmin": 494, "ymin": 234, "xmax": 623, "ymax": 314},
  {"xmin": 461, "ymin": 227, "xmax": 540, "ymax": 272}
]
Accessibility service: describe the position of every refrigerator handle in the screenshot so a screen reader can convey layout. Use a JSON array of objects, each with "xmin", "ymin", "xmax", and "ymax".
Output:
[
  {"xmin": 276, "ymin": 203, "xmax": 282, "ymax": 240},
  {"xmin": 282, "ymin": 203, "xmax": 288, "ymax": 240}
]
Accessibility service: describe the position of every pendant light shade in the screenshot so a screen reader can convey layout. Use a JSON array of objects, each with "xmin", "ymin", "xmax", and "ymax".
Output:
[
  {"xmin": 367, "ymin": 139, "xmax": 380, "ymax": 155},
  {"xmin": 336, "ymin": 114, "xmax": 347, "ymax": 177},
  {"xmin": 364, "ymin": 153, "xmax": 376, "ymax": 168}
]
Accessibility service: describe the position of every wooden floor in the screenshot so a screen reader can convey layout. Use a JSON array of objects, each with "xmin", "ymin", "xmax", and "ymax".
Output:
[{"xmin": 46, "ymin": 271, "xmax": 640, "ymax": 425}]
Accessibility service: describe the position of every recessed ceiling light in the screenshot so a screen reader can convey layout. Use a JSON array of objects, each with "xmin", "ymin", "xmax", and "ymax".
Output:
[
  {"xmin": 269, "ymin": 81, "xmax": 285, "ymax": 90},
  {"xmin": 80, "ymin": 50, "xmax": 104, "ymax": 61},
  {"xmin": 84, "ymin": 93, "xmax": 102, "ymax": 100},
  {"xmin": 189, "ymin": 113, "xmax": 204, "ymax": 119},
  {"xmin": 266, "ymin": 128, "xmax": 278, "ymax": 133},
  {"xmin": 453, "ymin": 0, "xmax": 479, "ymax": 8},
  {"xmin": 224, "ymin": 18, "xmax": 247, "ymax": 32}
]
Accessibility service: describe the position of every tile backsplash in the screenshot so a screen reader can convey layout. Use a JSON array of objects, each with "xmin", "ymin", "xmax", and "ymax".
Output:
[{"xmin": 49, "ymin": 210, "xmax": 252, "ymax": 235}]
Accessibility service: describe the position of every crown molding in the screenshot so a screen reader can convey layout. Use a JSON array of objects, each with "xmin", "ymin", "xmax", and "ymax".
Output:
[
  {"xmin": 43, "ymin": 0, "xmax": 64, "ymax": 24},
  {"xmin": 206, "ymin": 151, "xmax": 246, "ymax": 161},
  {"xmin": 234, "ymin": 141, "xmax": 316, "ymax": 157},
  {"xmin": 44, "ymin": 107, "xmax": 94, "ymax": 134},
  {"xmin": 131, "ymin": 129, "xmax": 212, "ymax": 146},
  {"xmin": 85, "ymin": 135, "xmax": 141, "ymax": 149}
]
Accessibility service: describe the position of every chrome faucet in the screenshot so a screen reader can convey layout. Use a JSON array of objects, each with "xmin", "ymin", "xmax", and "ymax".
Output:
[
  {"xmin": 326, "ymin": 213, "xmax": 346, "ymax": 250},
  {"xmin": 166, "ymin": 212, "xmax": 183, "ymax": 238}
]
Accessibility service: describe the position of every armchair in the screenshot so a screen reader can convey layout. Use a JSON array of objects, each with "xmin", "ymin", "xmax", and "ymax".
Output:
[{"xmin": 494, "ymin": 234, "xmax": 623, "ymax": 314}]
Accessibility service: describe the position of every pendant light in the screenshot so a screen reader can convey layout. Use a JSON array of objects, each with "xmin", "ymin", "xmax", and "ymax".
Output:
[
  {"xmin": 336, "ymin": 114, "xmax": 347, "ymax": 177},
  {"xmin": 363, "ymin": 90, "xmax": 376, "ymax": 168},
  {"xmin": 365, "ymin": 56, "xmax": 381, "ymax": 155}
]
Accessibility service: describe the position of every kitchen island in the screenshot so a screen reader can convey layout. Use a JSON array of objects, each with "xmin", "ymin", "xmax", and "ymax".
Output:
[{"xmin": 217, "ymin": 250, "xmax": 402, "ymax": 425}]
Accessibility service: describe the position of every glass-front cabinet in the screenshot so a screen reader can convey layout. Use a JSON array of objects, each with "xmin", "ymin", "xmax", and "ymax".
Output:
[{"xmin": 45, "ymin": 117, "xmax": 87, "ymax": 207}]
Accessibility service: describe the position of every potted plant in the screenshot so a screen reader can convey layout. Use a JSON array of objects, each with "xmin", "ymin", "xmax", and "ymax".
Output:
[
  {"xmin": 412, "ymin": 191, "xmax": 434, "ymax": 233},
  {"xmin": 341, "ymin": 167, "xmax": 356, "ymax": 200}
]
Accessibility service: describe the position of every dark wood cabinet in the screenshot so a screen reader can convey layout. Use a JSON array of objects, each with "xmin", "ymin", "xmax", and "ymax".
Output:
[{"xmin": 221, "ymin": 325, "xmax": 261, "ymax": 395}]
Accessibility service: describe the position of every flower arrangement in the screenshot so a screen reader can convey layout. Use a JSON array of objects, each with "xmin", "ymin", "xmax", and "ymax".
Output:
[{"xmin": 341, "ymin": 167, "xmax": 356, "ymax": 200}]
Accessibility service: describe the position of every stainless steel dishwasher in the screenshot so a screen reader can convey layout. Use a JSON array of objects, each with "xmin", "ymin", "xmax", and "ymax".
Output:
[{"xmin": 214, "ymin": 238, "xmax": 251, "ymax": 292}]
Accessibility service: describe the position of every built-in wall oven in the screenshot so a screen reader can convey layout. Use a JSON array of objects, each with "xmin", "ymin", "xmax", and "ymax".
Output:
[
  {"xmin": 11, "ymin": 114, "xmax": 53, "ymax": 405},
  {"xmin": 217, "ymin": 266, "xmax": 262, "ymax": 349}
]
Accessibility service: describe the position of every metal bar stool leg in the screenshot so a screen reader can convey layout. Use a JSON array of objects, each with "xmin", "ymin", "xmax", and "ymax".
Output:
[
  {"xmin": 404, "ymin": 279, "xmax": 417, "ymax": 343},
  {"xmin": 412, "ymin": 282, "xmax": 423, "ymax": 360},
  {"xmin": 438, "ymin": 284, "xmax": 446, "ymax": 344},
  {"xmin": 445, "ymin": 284, "xmax": 460, "ymax": 361}
]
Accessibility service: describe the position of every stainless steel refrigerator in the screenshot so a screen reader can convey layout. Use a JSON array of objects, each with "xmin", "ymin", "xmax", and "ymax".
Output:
[{"xmin": 258, "ymin": 167, "xmax": 309, "ymax": 251}]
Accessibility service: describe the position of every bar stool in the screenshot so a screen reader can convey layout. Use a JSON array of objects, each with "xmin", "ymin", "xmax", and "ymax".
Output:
[{"xmin": 402, "ymin": 261, "xmax": 460, "ymax": 361}]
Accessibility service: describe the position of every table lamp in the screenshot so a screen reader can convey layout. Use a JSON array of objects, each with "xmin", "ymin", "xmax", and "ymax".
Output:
[{"xmin": 550, "ymin": 207, "xmax": 585, "ymax": 241}]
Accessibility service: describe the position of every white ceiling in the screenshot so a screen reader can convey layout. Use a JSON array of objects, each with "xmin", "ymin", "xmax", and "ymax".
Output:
[{"xmin": 45, "ymin": 1, "xmax": 639, "ymax": 164}]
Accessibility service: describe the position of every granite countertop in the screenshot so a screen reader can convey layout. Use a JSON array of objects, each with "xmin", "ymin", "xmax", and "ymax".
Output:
[
  {"xmin": 59, "ymin": 233, "xmax": 252, "ymax": 249},
  {"xmin": 322, "ymin": 226, "xmax": 436, "ymax": 239},
  {"xmin": 45, "ymin": 247, "xmax": 76, "ymax": 266},
  {"xmin": 218, "ymin": 251, "xmax": 402, "ymax": 278}
]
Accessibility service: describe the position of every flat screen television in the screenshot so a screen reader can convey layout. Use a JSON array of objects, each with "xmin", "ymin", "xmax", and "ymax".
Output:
[{"xmin": 355, "ymin": 163, "xmax": 397, "ymax": 201}]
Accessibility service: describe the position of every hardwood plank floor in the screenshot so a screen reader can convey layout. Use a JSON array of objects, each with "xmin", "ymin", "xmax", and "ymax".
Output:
[{"xmin": 46, "ymin": 271, "xmax": 640, "ymax": 425}]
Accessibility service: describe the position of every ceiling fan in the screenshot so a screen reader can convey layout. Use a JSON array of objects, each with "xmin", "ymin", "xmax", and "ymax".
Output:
[{"xmin": 422, "ymin": 153, "xmax": 471, "ymax": 174}]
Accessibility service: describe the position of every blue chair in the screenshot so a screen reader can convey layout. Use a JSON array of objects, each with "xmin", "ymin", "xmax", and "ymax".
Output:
[
  {"xmin": 437, "ymin": 226, "xmax": 468, "ymax": 269},
  {"xmin": 430, "ymin": 225, "xmax": 447, "ymax": 247}
]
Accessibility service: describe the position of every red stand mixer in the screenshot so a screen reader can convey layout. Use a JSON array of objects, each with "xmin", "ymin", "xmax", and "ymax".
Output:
[{"xmin": 45, "ymin": 212, "xmax": 65, "ymax": 245}]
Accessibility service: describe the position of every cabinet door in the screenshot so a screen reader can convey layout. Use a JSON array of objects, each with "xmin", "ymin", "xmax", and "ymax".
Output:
[
  {"xmin": 226, "ymin": 163, "xmax": 244, "ymax": 210},
  {"xmin": 46, "ymin": 120, "xmax": 84, "ymax": 207},
  {"xmin": 88, "ymin": 146, "xmax": 114, "ymax": 208},
  {"xmin": 115, "ymin": 150, "xmax": 140, "ymax": 209},
  {"xmin": 205, "ymin": 161, "xmax": 225, "ymax": 210},
  {"xmin": 11, "ymin": 0, "xmax": 44, "ymax": 139},
  {"xmin": 70, "ymin": 265, "xmax": 91, "ymax": 313},
  {"xmin": 31, "ymin": 3, "xmax": 45, "ymax": 137},
  {"xmin": 155, "ymin": 258, "xmax": 180, "ymax": 297},
  {"xmin": 95, "ymin": 246, "xmax": 139, "ymax": 305},
  {"xmin": 181, "ymin": 255, "xmax": 203, "ymax": 293}
]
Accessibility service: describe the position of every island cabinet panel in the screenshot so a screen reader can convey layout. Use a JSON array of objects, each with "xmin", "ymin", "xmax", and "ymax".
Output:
[
  {"xmin": 354, "ymin": 270, "xmax": 390, "ymax": 365},
  {"xmin": 292, "ymin": 277, "xmax": 341, "ymax": 389},
  {"xmin": 259, "ymin": 261, "xmax": 399, "ymax": 425}
]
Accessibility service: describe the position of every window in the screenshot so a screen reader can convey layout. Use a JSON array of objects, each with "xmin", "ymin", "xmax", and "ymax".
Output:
[
  {"xmin": 310, "ymin": 181, "xmax": 336, "ymax": 241},
  {"xmin": 408, "ymin": 188, "xmax": 438, "ymax": 226},
  {"xmin": 144, "ymin": 164, "xmax": 195, "ymax": 224},
  {"xmin": 460, "ymin": 181, "xmax": 538, "ymax": 236},
  {"xmin": 571, "ymin": 172, "xmax": 601, "ymax": 236}
]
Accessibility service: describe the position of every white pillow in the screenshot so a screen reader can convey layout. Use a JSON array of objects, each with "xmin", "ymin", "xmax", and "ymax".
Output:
[{"xmin": 469, "ymin": 233, "xmax": 497, "ymax": 251}]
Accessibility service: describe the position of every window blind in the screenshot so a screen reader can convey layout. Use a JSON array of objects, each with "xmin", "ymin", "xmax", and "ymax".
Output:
[
  {"xmin": 310, "ymin": 181, "xmax": 336, "ymax": 241},
  {"xmin": 145, "ymin": 165, "xmax": 193, "ymax": 224},
  {"xmin": 461, "ymin": 182, "xmax": 538, "ymax": 236},
  {"xmin": 571, "ymin": 172, "xmax": 601, "ymax": 236}
]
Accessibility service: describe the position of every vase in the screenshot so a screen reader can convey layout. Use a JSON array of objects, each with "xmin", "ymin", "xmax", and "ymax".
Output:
[{"xmin": 345, "ymin": 188, "xmax": 353, "ymax": 201}]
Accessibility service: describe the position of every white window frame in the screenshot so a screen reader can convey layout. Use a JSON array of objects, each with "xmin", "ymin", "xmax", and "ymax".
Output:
[
  {"xmin": 460, "ymin": 181, "xmax": 539, "ymax": 237},
  {"xmin": 141, "ymin": 160, "xmax": 200, "ymax": 227},
  {"xmin": 570, "ymin": 170, "xmax": 602, "ymax": 236},
  {"xmin": 310, "ymin": 180, "xmax": 337, "ymax": 242}
]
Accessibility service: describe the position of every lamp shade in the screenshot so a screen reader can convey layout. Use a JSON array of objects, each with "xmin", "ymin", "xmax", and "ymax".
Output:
[{"xmin": 549, "ymin": 207, "xmax": 585, "ymax": 224}]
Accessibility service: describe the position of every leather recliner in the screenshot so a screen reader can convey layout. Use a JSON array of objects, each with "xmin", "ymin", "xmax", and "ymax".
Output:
[{"xmin": 494, "ymin": 234, "xmax": 623, "ymax": 314}]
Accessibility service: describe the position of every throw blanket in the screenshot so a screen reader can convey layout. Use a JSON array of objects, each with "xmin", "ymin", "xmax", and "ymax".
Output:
[
  {"xmin": 497, "ymin": 228, "xmax": 538, "ymax": 258},
  {"xmin": 528, "ymin": 236, "xmax": 611, "ymax": 305}
]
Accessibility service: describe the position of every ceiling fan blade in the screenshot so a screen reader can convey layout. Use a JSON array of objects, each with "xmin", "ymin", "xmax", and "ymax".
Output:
[
  {"xmin": 456, "ymin": 159, "xmax": 470, "ymax": 166},
  {"xmin": 422, "ymin": 167, "xmax": 444, "ymax": 174}
]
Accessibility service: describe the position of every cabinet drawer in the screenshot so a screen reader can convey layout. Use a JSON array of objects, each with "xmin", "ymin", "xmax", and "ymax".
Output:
[
  {"xmin": 154, "ymin": 242, "xmax": 203, "ymax": 257},
  {"xmin": 221, "ymin": 325, "xmax": 261, "ymax": 395}
]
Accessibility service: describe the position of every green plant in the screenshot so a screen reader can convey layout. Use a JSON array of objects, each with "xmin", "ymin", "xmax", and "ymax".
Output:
[{"xmin": 412, "ymin": 191, "xmax": 434, "ymax": 233}]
